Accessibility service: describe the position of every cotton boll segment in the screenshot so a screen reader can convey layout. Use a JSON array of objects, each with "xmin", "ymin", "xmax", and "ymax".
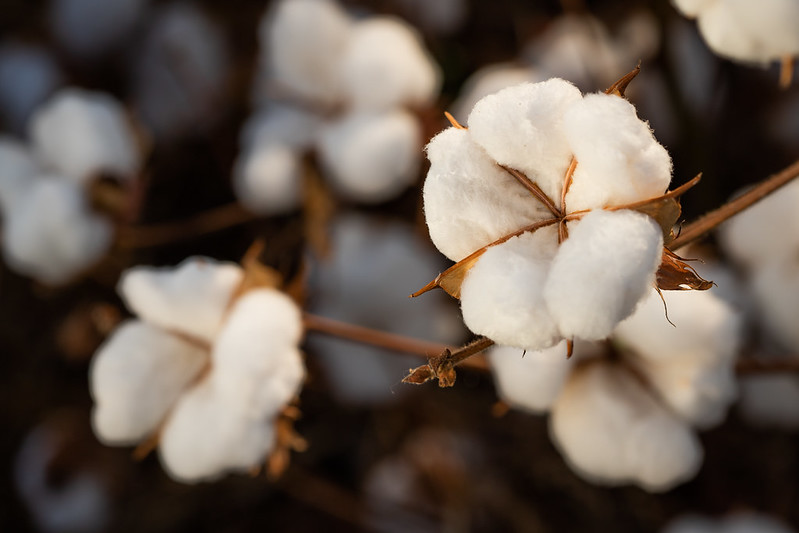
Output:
[
  {"xmin": 467, "ymin": 79, "xmax": 582, "ymax": 204},
  {"xmin": 118, "ymin": 257, "xmax": 244, "ymax": 344},
  {"xmin": 424, "ymin": 128, "xmax": 551, "ymax": 262},
  {"xmin": 233, "ymin": 143, "xmax": 303, "ymax": 216},
  {"xmin": 460, "ymin": 229, "xmax": 562, "ymax": 351},
  {"xmin": 90, "ymin": 320, "xmax": 208, "ymax": 444},
  {"xmin": 340, "ymin": 18, "xmax": 441, "ymax": 111},
  {"xmin": 451, "ymin": 64, "xmax": 546, "ymax": 124},
  {"xmin": 240, "ymin": 105, "xmax": 321, "ymax": 150},
  {"xmin": 0, "ymin": 45, "xmax": 62, "ymax": 135},
  {"xmin": 317, "ymin": 109, "xmax": 421, "ymax": 203},
  {"xmin": 2, "ymin": 178, "xmax": 113, "ymax": 285},
  {"xmin": 262, "ymin": 0, "xmax": 350, "ymax": 106},
  {"xmin": 158, "ymin": 379, "xmax": 277, "ymax": 483},
  {"xmin": 0, "ymin": 138, "xmax": 38, "ymax": 211},
  {"xmin": 30, "ymin": 89, "xmax": 141, "ymax": 185},
  {"xmin": 544, "ymin": 209, "xmax": 663, "ymax": 341},
  {"xmin": 563, "ymin": 92, "xmax": 672, "ymax": 212},
  {"xmin": 550, "ymin": 362, "xmax": 703, "ymax": 492},
  {"xmin": 488, "ymin": 342, "xmax": 573, "ymax": 413}
]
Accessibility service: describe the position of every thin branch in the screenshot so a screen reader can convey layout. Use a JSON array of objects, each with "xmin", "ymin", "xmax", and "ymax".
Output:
[
  {"xmin": 669, "ymin": 158, "xmax": 799, "ymax": 251},
  {"xmin": 500, "ymin": 165, "xmax": 561, "ymax": 217},
  {"xmin": 736, "ymin": 357, "xmax": 799, "ymax": 375},
  {"xmin": 403, "ymin": 337, "xmax": 494, "ymax": 387}
]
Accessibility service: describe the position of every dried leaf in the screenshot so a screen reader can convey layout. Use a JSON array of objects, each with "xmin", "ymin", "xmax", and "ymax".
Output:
[
  {"xmin": 605, "ymin": 63, "xmax": 641, "ymax": 98},
  {"xmin": 656, "ymin": 248, "xmax": 713, "ymax": 291},
  {"xmin": 402, "ymin": 364, "xmax": 435, "ymax": 385},
  {"xmin": 436, "ymin": 364, "xmax": 457, "ymax": 388},
  {"xmin": 411, "ymin": 249, "xmax": 485, "ymax": 299}
]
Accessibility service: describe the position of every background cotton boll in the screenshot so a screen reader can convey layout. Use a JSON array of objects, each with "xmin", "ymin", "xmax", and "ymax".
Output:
[
  {"xmin": 233, "ymin": 143, "xmax": 303, "ymax": 216},
  {"xmin": 317, "ymin": 109, "xmax": 421, "ymax": 203},
  {"xmin": 118, "ymin": 257, "xmax": 244, "ymax": 344},
  {"xmin": 389, "ymin": 0, "xmax": 467, "ymax": 35},
  {"xmin": 563, "ymin": 92, "xmax": 672, "ymax": 211},
  {"xmin": 261, "ymin": 0, "xmax": 350, "ymax": 106},
  {"xmin": 423, "ymin": 128, "xmax": 553, "ymax": 262},
  {"xmin": 2, "ymin": 178, "xmax": 113, "ymax": 285},
  {"xmin": 340, "ymin": 18, "xmax": 441, "ymax": 111},
  {"xmin": 451, "ymin": 64, "xmax": 546, "ymax": 124},
  {"xmin": 240, "ymin": 105, "xmax": 321, "ymax": 150},
  {"xmin": 550, "ymin": 362, "xmax": 703, "ymax": 492},
  {"xmin": 544, "ymin": 210, "xmax": 663, "ymax": 341},
  {"xmin": 488, "ymin": 342, "xmax": 573, "ymax": 413},
  {"xmin": 750, "ymin": 261, "xmax": 799, "ymax": 352},
  {"xmin": 89, "ymin": 320, "xmax": 208, "ymax": 444},
  {"xmin": 132, "ymin": 2, "xmax": 228, "ymax": 141},
  {"xmin": 0, "ymin": 138, "xmax": 38, "ymax": 211},
  {"xmin": 739, "ymin": 374, "xmax": 799, "ymax": 429},
  {"xmin": 466, "ymin": 79, "xmax": 582, "ymax": 204},
  {"xmin": 0, "ymin": 45, "xmax": 62, "ymax": 135},
  {"xmin": 50, "ymin": 0, "xmax": 149, "ymax": 60},
  {"xmin": 460, "ymin": 229, "xmax": 562, "ymax": 351},
  {"xmin": 30, "ymin": 89, "xmax": 141, "ymax": 185},
  {"xmin": 672, "ymin": 0, "xmax": 718, "ymax": 18},
  {"xmin": 158, "ymin": 379, "xmax": 276, "ymax": 484}
]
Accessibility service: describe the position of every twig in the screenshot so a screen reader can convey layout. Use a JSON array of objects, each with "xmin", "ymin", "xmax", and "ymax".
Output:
[
  {"xmin": 736, "ymin": 357, "xmax": 799, "ymax": 375},
  {"xmin": 403, "ymin": 337, "xmax": 495, "ymax": 387}
]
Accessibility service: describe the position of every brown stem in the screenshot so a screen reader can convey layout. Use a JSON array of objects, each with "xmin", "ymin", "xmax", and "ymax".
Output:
[
  {"xmin": 403, "ymin": 337, "xmax": 494, "ymax": 387},
  {"xmin": 736, "ymin": 357, "xmax": 799, "ymax": 375},
  {"xmin": 560, "ymin": 157, "xmax": 577, "ymax": 214},
  {"xmin": 117, "ymin": 202, "xmax": 256, "ymax": 248},
  {"xmin": 668, "ymin": 158, "xmax": 799, "ymax": 251},
  {"xmin": 501, "ymin": 165, "xmax": 561, "ymax": 218}
]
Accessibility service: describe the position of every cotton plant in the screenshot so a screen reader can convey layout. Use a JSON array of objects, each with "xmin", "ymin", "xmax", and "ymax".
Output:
[
  {"xmin": 672, "ymin": 0, "xmax": 799, "ymax": 86},
  {"xmin": 489, "ymin": 287, "xmax": 741, "ymax": 492},
  {"xmin": 0, "ymin": 88, "xmax": 144, "ymax": 285},
  {"xmin": 89, "ymin": 256, "xmax": 306, "ymax": 483},
  {"xmin": 234, "ymin": 0, "xmax": 441, "ymax": 215}
]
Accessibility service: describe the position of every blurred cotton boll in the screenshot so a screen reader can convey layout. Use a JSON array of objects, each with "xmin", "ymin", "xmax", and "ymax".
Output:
[
  {"xmin": 388, "ymin": 0, "xmax": 468, "ymax": 35},
  {"xmin": 0, "ymin": 44, "xmax": 62, "ymax": 135},
  {"xmin": 663, "ymin": 512, "xmax": 795, "ymax": 533}
]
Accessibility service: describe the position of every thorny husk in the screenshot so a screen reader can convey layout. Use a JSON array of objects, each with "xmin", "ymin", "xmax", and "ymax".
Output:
[{"xmin": 403, "ymin": 337, "xmax": 495, "ymax": 387}]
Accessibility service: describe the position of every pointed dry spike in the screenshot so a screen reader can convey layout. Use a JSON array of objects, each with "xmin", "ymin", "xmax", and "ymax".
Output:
[
  {"xmin": 444, "ymin": 111, "xmax": 467, "ymax": 129},
  {"xmin": 565, "ymin": 339, "xmax": 574, "ymax": 359},
  {"xmin": 560, "ymin": 157, "xmax": 578, "ymax": 213},
  {"xmin": 605, "ymin": 63, "xmax": 641, "ymax": 97},
  {"xmin": 780, "ymin": 55, "xmax": 795, "ymax": 89}
]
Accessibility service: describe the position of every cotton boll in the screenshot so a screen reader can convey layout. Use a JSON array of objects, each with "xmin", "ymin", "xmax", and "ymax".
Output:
[
  {"xmin": 317, "ymin": 109, "xmax": 421, "ymax": 203},
  {"xmin": 488, "ymin": 342, "xmax": 573, "ymax": 413},
  {"xmin": 262, "ymin": 0, "xmax": 350, "ymax": 106},
  {"xmin": 240, "ymin": 104, "xmax": 321, "ymax": 150},
  {"xmin": 545, "ymin": 209, "xmax": 663, "ymax": 341},
  {"xmin": 0, "ymin": 45, "xmax": 62, "ymax": 135},
  {"xmin": 211, "ymin": 289, "xmax": 305, "ymax": 418},
  {"xmin": 451, "ymin": 64, "xmax": 547, "ymax": 124},
  {"xmin": 340, "ymin": 17, "xmax": 441, "ymax": 111},
  {"xmin": 424, "ymin": 127, "xmax": 552, "ymax": 262},
  {"xmin": 233, "ymin": 143, "xmax": 303, "ymax": 216},
  {"xmin": 461, "ymin": 229, "xmax": 562, "ymax": 351},
  {"xmin": 0, "ymin": 138, "xmax": 38, "ymax": 211},
  {"xmin": 563, "ymin": 92, "xmax": 672, "ymax": 211},
  {"xmin": 614, "ymin": 290, "xmax": 740, "ymax": 428},
  {"xmin": 158, "ymin": 379, "xmax": 276, "ymax": 483},
  {"xmin": 2, "ymin": 178, "xmax": 113, "ymax": 285},
  {"xmin": 739, "ymin": 374, "xmax": 799, "ymax": 429},
  {"xmin": 118, "ymin": 257, "xmax": 244, "ymax": 344},
  {"xmin": 30, "ymin": 89, "xmax": 140, "ymax": 185},
  {"xmin": 90, "ymin": 320, "xmax": 208, "ymax": 444},
  {"xmin": 672, "ymin": 0, "xmax": 718, "ymax": 18},
  {"xmin": 550, "ymin": 362, "xmax": 703, "ymax": 492},
  {"xmin": 467, "ymin": 79, "xmax": 582, "ymax": 203},
  {"xmin": 750, "ymin": 261, "xmax": 799, "ymax": 352}
]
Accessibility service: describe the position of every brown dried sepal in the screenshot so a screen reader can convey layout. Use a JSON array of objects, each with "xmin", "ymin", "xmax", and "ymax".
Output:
[
  {"xmin": 402, "ymin": 364, "xmax": 436, "ymax": 385},
  {"xmin": 411, "ymin": 249, "xmax": 485, "ymax": 299},
  {"xmin": 605, "ymin": 63, "xmax": 641, "ymax": 98},
  {"xmin": 656, "ymin": 248, "xmax": 713, "ymax": 291},
  {"xmin": 266, "ymin": 405, "xmax": 307, "ymax": 481}
]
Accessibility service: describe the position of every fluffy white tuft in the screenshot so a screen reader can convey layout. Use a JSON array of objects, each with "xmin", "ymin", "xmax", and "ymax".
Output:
[
  {"xmin": 240, "ymin": 104, "xmax": 321, "ymax": 150},
  {"xmin": 451, "ymin": 64, "xmax": 546, "ymax": 124},
  {"xmin": 233, "ymin": 143, "xmax": 303, "ymax": 216}
]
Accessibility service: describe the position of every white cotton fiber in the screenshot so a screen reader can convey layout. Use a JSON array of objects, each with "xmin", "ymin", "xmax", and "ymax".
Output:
[
  {"xmin": 460, "ymin": 230, "xmax": 562, "ymax": 351},
  {"xmin": 262, "ymin": 0, "xmax": 350, "ymax": 106},
  {"xmin": 488, "ymin": 342, "xmax": 573, "ymax": 413},
  {"xmin": 233, "ymin": 143, "xmax": 303, "ymax": 215},
  {"xmin": 340, "ymin": 17, "xmax": 440, "ymax": 111},
  {"xmin": 30, "ymin": 89, "xmax": 140, "ymax": 184},
  {"xmin": 2, "ymin": 178, "xmax": 113, "ymax": 285},
  {"xmin": 240, "ymin": 104, "xmax": 321, "ymax": 150},
  {"xmin": 672, "ymin": 0, "xmax": 717, "ymax": 18},
  {"xmin": 211, "ymin": 289, "xmax": 305, "ymax": 418},
  {"xmin": 615, "ymin": 290, "xmax": 740, "ymax": 428},
  {"xmin": 90, "ymin": 320, "xmax": 208, "ymax": 444},
  {"xmin": 544, "ymin": 209, "xmax": 663, "ymax": 341},
  {"xmin": 50, "ymin": 0, "xmax": 149, "ymax": 59},
  {"xmin": 550, "ymin": 362, "xmax": 703, "ymax": 492},
  {"xmin": 451, "ymin": 64, "xmax": 546, "ymax": 124},
  {"xmin": 424, "ymin": 127, "xmax": 552, "ymax": 262},
  {"xmin": 739, "ymin": 373, "xmax": 799, "ymax": 429},
  {"xmin": 118, "ymin": 257, "xmax": 244, "ymax": 344},
  {"xmin": 158, "ymin": 378, "xmax": 276, "ymax": 483},
  {"xmin": 467, "ymin": 79, "xmax": 582, "ymax": 204},
  {"xmin": 0, "ymin": 138, "xmax": 38, "ymax": 211},
  {"xmin": 0, "ymin": 44, "xmax": 62, "ymax": 134},
  {"xmin": 317, "ymin": 109, "xmax": 421, "ymax": 203},
  {"xmin": 563, "ymin": 92, "xmax": 672, "ymax": 211}
]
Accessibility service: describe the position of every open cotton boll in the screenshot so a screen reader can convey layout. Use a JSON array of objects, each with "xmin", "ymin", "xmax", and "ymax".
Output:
[
  {"xmin": 461, "ymin": 229, "xmax": 562, "ymax": 351},
  {"xmin": 424, "ymin": 128, "xmax": 551, "ymax": 262},
  {"xmin": 317, "ymin": 109, "xmax": 421, "ymax": 203},
  {"xmin": 0, "ymin": 45, "xmax": 62, "ymax": 135},
  {"xmin": 211, "ymin": 289, "xmax": 305, "ymax": 418},
  {"xmin": 739, "ymin": 374, "xmax": 799, "ymax": 429},
  {"xmin": 340, "ymin": 18, "xmax": 440, "ymax": 111},
  {"xmin": 119, "ymin": 257, "xmax": 244, "ymax": 344},
  {"xmin": 672, "ymin": 0, "xmax": 717, "ymax": 18},
  {"xmin": 488, "ymin": 342, "xmax": 573, "ymax": 412},
  {"xmin": 0, "ymin": 138, "xmax": 38, "ymax": 210},
  {"xmin": 240, "ymin": 105, "xmax": 321, "ymax": 150},
  {"xmin": 2, "ymin": 178, "xmax": 113, "ymax": 285},
  {"xmin": 233, "ymin": 143, "xmax": 303, "ymax": 216},
  {"xmin": 615, "ymin": 290, "xmax": 740, "ymax": 428},
  {"xmin": 550, "ymin": 362, "xmax": 703, "ymax": 492},
  {"xmin": 30, "ymin": 89, "xmax": 140, "ymax": 184},
  {"xmin": 451, "ymin": 64, "xmax": 546, "ymax": 124},
  {"xmin": 90, "ymin": 320, "xmax": 208, "ymax": 444},
  {"xmin": 544, "ymin": 209, "xmax": 663, "ymax": 341},
  {"xmin": 563, "ymin": 92, "xmax": 672, "ymax": 211},
  {"xmin": 262, "ymin": 0, "xmax": 350, "ymax": 106},
  {"xmin": 467, "ymin": 79, "xmax": 582, "ymax": 203},
  {"xmin": 158, "ymin": 379, "xmax": 276, "ymax": 483}
]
